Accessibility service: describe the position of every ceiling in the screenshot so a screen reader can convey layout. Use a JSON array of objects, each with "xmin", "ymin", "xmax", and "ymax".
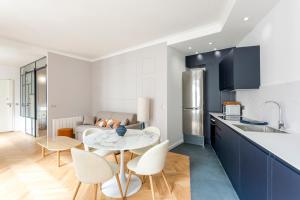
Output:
[
  {"xmin": 0, "ymin": 38, "xmax": 46, "ymax": 68},
  {"xmin": 0, "ymin": 0, "xmax": 279, "ymax": 67},
  {"xmin": 171, "ymin": 0, "xmax": 280, "ymax": 55}
]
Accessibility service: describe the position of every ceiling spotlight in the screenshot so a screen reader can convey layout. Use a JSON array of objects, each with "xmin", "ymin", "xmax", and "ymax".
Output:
[
  {"xmin": 209, "ymin": 42, "xmax": 213, "ymax": 45},
  {"xmin": 188, "ymin": 46, "xmax": 192, "ymax": 50},
  {"xmin": 197, "ymin": 54, "xmax": 203, "ymax": 60},
  {"xmin": 243, "ymin": 17, "xmax": 249, "ymax": 21},
  {"xmin": 214, "ymin": 48, "xmax": 217, "ymax": 51},
  {"xmin": 195, "ymin": 51, "xmax": 199, "ymax": 54}
]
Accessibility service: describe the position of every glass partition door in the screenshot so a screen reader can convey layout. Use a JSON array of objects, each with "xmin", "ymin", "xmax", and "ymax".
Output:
[
  {"xmin": 21, "ymin": 68, "xmax": 36, "ymax": 136},
  {"xmin": 36, "ymin": 67, "xmax": 47, "ymax": 137},
  {"xmin": 20, "ymin": 57, "xmax": 47, "ymax": 137}
]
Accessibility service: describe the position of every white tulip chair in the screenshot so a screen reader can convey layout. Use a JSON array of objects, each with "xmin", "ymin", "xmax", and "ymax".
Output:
[
  {"xmin": 82, "ymin": 128, "xmax": 119, "ymax": 163},
  {"xmin": 129, "ymin": 126, "xmax": 160, "ymax": 159},
  {"xmin": 125, "ymin": 140, "xmax": 172, "ymax": 200},
  {"xmin": 71, "ymin": 148, "xmax": 124, "ymax": 200}
]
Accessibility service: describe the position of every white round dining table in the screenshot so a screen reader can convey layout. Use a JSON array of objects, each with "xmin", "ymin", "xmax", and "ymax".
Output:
[{"xmin": 83, "ymin": 128, "xmax": 160, "ymax": 198}]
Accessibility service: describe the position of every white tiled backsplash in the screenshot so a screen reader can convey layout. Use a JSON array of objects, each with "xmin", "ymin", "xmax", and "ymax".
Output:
[{"xmin": 236, "ymin": 80, "xmax": 300, "ymax": 133}]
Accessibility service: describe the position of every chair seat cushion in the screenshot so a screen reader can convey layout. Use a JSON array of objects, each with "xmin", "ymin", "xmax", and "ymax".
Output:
[{"xmin": 127, "ymin": 156, "xmax": 141, "ymax": 172}]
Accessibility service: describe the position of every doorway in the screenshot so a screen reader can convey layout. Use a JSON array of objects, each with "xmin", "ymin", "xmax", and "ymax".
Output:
[
  {"xmin": 0, "ymin": 80, "xmax": 14, "ymax": 132},
  {"xmin": 20, "ymin": 57, "xmax": 47, "ymax": 137}
]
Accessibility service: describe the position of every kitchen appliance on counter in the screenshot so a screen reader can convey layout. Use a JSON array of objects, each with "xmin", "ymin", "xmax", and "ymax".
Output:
[
  {"xmin": 222, "ymin": 101, "xmax": 241, "ymax": 116},
  {"xmin": 182, "ymin": 69, "xmax": 205, "ymax": 146}
]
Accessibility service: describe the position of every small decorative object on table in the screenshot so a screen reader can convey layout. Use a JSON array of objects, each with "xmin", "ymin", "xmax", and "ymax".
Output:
[{"xmin": 116, "ymin": 125, "xmax": 127, "ymax": 136}]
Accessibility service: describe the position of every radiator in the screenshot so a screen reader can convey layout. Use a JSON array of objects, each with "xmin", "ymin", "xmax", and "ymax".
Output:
[{"xmin": 52, "ymin": 116, "xmax": 83, "ymax": 136}]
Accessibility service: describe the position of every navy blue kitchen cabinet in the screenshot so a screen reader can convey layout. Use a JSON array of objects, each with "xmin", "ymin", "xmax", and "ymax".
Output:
[
  {"xmin": 271, "ymin": 157, "xmax": 300, "ymax": 200},
  {"xmin": 215, "ymin": 119, "xmax": 240, "ymax": 193},
  {"xmin": 211, "ymin": 116, "xmax": 300, "ymax": 200},
  {"xmin": 219, "ymin": 46, "xmax": 260, "ymax": 91},
  {"xmin": 224, "ymin": 126, "xmax": 240, "ymax": 194},
  {"xmin": 214, "ymin": 122, "xmax": 223, "ymax": 158},
  {"xmin": 219, "ymin": 50, "xmax": 234, "ymax": 90},
  {"xmin": 239, "ymin": 136, "xmax": 268, "ymax": 200}
]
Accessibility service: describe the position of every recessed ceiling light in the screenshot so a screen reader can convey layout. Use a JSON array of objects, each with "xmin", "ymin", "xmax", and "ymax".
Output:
[
  {"xmin": 214, "ymin": 48, "xmax": 217, "ymax": 51},
  {"xmin": 195, "ymin": 51, "xmax": 199, "ymax": 54},
  {"xmin": 209, "ymin": 42, "xmax": 213, "ymax": 45},
  {"xmin": 188, "ymin": 46, "xmax": 192, "ymax": 50},
  {"xmin": 243, "ymin": 17, "xmax": 249, "ymax": 21},
  {"xmin": 197, "ymin": 54, "xmax": 203, "ymax": 60}
]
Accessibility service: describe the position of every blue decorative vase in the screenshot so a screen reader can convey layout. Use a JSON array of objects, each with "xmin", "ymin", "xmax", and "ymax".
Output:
[{"xmin": 116, "ymin": 125, "xmax": 127, "ymax": 136}]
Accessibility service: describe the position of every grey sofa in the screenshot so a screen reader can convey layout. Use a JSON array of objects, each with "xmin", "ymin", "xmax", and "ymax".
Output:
[{"xmin": 75, "ymin": 111, "xmax": 141, "ymax": 141}]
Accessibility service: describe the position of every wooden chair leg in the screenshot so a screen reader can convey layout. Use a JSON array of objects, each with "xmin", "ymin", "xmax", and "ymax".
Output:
[
  {"xmin": 57, "ymin": 151, "xmax": 60, "ymax": 167},
  {"xmin": 115, "ymin": 174, "xmax": 124, "ymax": 199},
  {"xmin": 94, "ymin": 184, "xmax": 98, "ymax": 200},
  {"xmin": 114, "ymin": 153, "xmax": 119, "ymax": 164},
  {"xmin": 162, "ymin": 170, "xmax": 172, "ymax": 196},
  {"xmin": 99, "ymin": 183, "xmax": 102, "ymax": 200},
  {"xmin": 125, "ymin": 170, "xmax": 133, "ymax": 197},
  {"xmin": 127, "ymin": 153, "xmax": 134, "ymax": 173},
  {"xmin": 142, "ymin": 175, "xmax": 146, "ymax": 184},
  {"xmin": 41, "ymin": 147, "xmax": 45, "ymax": 158},
  {"xmin": 72, "ymin": 181, "xmax": 81, "ymax": 200},
  {"xmin": 149, "ymin": 175, "xmax": 155, "ymax": 200},
  {"xmin": 130, "ymin": 152, "xmax": 134, "ymax": 160}
]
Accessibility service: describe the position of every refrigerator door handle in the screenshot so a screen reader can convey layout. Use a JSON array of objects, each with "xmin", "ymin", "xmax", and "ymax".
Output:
[{"xmin": 183, "ymin": 107, "xmax": 201, "ymax": 110}]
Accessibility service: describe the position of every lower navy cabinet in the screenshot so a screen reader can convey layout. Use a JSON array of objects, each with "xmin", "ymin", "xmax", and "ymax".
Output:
[
  {"xmin": 221, "ymin": 122, "xmax": 240, "ymax": 193},
  {"xmin": 271, "ymin": 157, "xmax": 300, "ymax": 200},
  {"xmin": 239, "ymin": 137, "xmax": 268, "ymax": 200},
  {"xmin": 211, "ymin": 116, "xmax": 300, "ymax": 200},
  {"xmin": 214, "ymin": 124, "xmax": 223, "ymax": 158}
]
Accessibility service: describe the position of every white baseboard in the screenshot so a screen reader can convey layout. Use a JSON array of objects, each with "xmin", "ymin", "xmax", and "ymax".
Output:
[{"xmin": 168, "ymin": 138, "xmax": 184, "ymax": 150}]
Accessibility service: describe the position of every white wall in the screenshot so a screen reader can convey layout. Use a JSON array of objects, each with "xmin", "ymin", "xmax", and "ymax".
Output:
[
  {"xmin": 237, "ymin": 0, "xmax": 300, "ymax": 132},
  {"xmin": 46, "ymin": 44, "xmax": 185, "ymax": 147},
  {"xmin": 91, "ymin": 43, "xmax": 169, "ymax": 142},
  {"xmin": 0, "ymin": 65, "xmax": 24, "ymax": 131},
  {"xmin": 167, "ymin": 47, "xmax": 185, "ymax": 147},
  {"xmin": 47, "ymin": 52, "xmax": 92, "ymax": 136}
]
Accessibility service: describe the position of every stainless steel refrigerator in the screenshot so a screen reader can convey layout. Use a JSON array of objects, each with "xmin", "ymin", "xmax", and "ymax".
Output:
[{"xmin": 182, "ymin": 69, "xmax": 204, "ymax": 146}]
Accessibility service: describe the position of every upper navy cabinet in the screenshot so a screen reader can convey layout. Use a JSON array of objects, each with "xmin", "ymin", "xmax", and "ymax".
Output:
[
  {"xmin": 219, "ymin": 46, "xmax": 260, "ymax": 91},
  {"xmin": 271, "ymin": 157, "xmax": 300, "ymax": 200}
]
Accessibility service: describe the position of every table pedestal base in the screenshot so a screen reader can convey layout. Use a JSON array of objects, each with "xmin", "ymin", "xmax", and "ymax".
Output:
[{"xmin": 102, "ymin": 174, "xmax": 141, "ymax": 198}]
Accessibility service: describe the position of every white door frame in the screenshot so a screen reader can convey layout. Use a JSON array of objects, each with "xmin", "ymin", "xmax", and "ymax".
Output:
[{"xmin": 0, "ymin": 79, "xmax": 14, "ymax": 132}]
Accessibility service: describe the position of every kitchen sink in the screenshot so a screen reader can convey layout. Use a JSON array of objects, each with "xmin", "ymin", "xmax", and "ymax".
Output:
[{"xmin": 233, "ymin": 124, "xmax": 288, "ymax": 134}]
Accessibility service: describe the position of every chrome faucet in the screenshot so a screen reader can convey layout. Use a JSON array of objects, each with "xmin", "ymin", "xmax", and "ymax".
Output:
[{"xmin": 264, "ymin": 100, "xmax": 285, "ymax": 129}]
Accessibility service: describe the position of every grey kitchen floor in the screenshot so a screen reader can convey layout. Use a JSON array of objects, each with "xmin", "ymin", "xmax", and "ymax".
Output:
[{"xmin": 171, "ymin": 143, "xmax": 239, "ymax": 200}]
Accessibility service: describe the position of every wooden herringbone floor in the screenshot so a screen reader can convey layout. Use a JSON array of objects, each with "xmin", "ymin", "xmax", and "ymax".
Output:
[{"xmin": 0, "ymin": 132, "xmax": 190, "ymax": 200}]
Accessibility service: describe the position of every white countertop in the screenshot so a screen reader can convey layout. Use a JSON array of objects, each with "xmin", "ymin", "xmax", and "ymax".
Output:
[{"xmin": 210, "ymin": 112, "xmax": 300, "ymax": 171}]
